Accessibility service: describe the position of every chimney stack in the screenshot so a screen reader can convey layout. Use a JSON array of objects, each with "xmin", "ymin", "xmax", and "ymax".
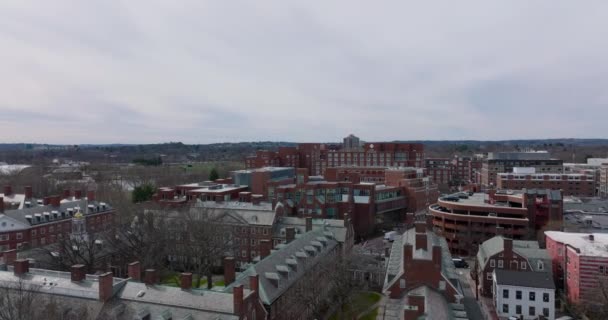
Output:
[
  {"xmin": 74, "ymin": 190, "xmax": 82, "ymax": 199},
  {"xmin": 414, "ymin": 221, "xmax": 426, "ymax": 233},
  {"xmin": 252, "ymin": 194, "xmax": 262, "ymax": 205},
  {"xmin": 589, "ymin": 234, "xmax": 595, "ymax": 241},
  {"xmin": 63, "ymin": 189, "xmax": 71, "ymax": 199},
  {"xmin": 98, "ymin": 272, "xmax": 114, "ymax": 301},
  {"xmin": 224, "ymin": 257, "xmax": 236, "ymax": 285},
  {"xmin": 71, "ymin": 264, "xmax": 86, "ymax": 282},
  {"xmin": 87, "ymin": 190, "xmax": 95, "ymax": 202},
  {"xmin": 260, "ymin": 239, "xmax": 272, "ymax": 259},
  {"xmin": 43, "ymin": 196, "xmax": 52, "ymax": 206},
  {"xmin": 432, "ymin": 245, "xmax": 442, "ymax": 267},
  {"xmin": 415, "ymin": 233, "xmax": 428, "ymax": 251},
  {"xmin": 13, "ymin": 259, "xmax": 29, "ymax": 276},
  {"xmin": 3, "ymin": 186, "xmax": 12, "ymax": 196},
  {"xmin": 144, "ymin": 269, "xmax": 159, "ymax": 285},
  {"xmin": 285, "ymin": 227, "xmax": 295, "ymax": 243},
  {"xmin": 3, "ymin": 249, "xmax": 17, "ymax": 266},
  {"xmin": 503, "ymin": 238, "xmax": 513, "ymax": 253},
  {"xmin": 128, "ymin": 261, "xmax": 141, "ymax": 281},
  {"xmin": 180, "ymin": 273, "xmax": 193, "ymax": 290},
  {"xmin": 249, "ymin": 274, "xmax": 259, "ymax": 299},
  {"xmin": 50, "ymin": 195, "xmax": 61, "ymax": 207},
  {"xmin": 24, "ymin": 186, "xmax": 33, "ymax": 199},
  {"xmin": 305, "ymin": 217, "xmax": 313, "ymax": 232},
  {"xmin": 233, "ymin": 284, "xmax": 244, "ymax": 317},
  {"xmin": 0, "ymin": 197, "xmax": 4, "ymax": 213}
]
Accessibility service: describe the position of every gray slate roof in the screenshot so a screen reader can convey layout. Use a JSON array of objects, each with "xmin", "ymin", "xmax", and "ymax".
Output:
[
  {"xmin": 494, "ymin": 269, "xmax": 555, "ymax": 289},
  {"xmin": 2, "ymin": 199, "xmax": 112, "ymax": 226},
  {"xmin": 477, "ymin": 236, "xmax": 550, "ymax": 272},
  {"xmin": 228, "ymin": 228, "xmax": 339, "ymax": 305}
]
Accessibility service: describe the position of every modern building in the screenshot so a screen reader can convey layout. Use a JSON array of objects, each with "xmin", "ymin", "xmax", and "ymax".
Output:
[
  {"xmin": 0, "ymin": 186, "xmax": 114, "ymax": 252},
  {"xmin": 425, "ymin": 158, "xmax": 454, "ymax": 187},
  {"xmin": 492, "ymin": 269, "xmax": 555, "ymax": 320},
  {"xmin": 497, "ymin": 170, "xmax": 596, "ymax": 197},
  {"xmin": 323, "ymin": 166, "xmax": 388, "ymax": 183},
  {"xmin": 0, "ymin": 258, "xmax": 266, "ymax": 320},
  {"xmin": 231, "ymin": 167, "xmax": 296, "ymax": 200},
  {"xmin": 476, "ymin": 236, "xmax": 551, "ymax": 297},
  {"xmin": 429, "ymin": 189, "xmax": 563, "ymax": 256},
  {"xmin": 154, "ymin": 182, "xmax": 248, "ymax": 205},
  {"xmin": 343, "ymin": 134, "xmax": 361, "ymax": 150},
  {"xmin": 246, "ymin": 136, "xmax": 425, "ymax": 175},
  {"xmin": 481, "ymin": 151, "xmax": 563, "ymax": 188},
  {"xmin": 382, "ymin": 220, "xmax": 467, "ymax": 320},
  {"xmin": 545, "ymin": 231, "xmax": 608, "ymax": 305},
  {"xmin": 601, "ymin": 163, "xmax": 608, "ymax": 198}
]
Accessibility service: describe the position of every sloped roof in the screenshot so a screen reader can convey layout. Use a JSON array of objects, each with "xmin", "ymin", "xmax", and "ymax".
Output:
[
  {"xmin": 494, "ymin": 269, "xmax": 555, "ymax": 289},
  {"xmin": 477, "ymin": 236, "xmax": 550, "ymax": 272},
  {"xmin": 228, "ymin": 228, "xmax": 339, "ymax": 305}
]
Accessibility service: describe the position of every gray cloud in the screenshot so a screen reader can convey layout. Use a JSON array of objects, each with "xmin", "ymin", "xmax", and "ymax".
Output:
[{"xmin": 0, "ymin": 1, "xmax": 607, "ymax": 144}]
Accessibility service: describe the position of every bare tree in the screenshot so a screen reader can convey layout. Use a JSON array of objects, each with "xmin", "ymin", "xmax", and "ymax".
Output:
[
  {"xmin": 167, "ymin": 207, "xmax": 238, "ymax": 289},
  {"xmin": 0, "ymin": 279, "xmax": 40, "ymax": 320},
  {"xmin": 0, "ymin": 279, "xmax": 88, "ymax": 320}
]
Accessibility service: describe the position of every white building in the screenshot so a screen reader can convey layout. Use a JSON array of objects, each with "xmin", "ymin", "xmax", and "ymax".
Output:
[{"xmin": 493, "ymin": 269, "xmax": 555, "ymax": 320}]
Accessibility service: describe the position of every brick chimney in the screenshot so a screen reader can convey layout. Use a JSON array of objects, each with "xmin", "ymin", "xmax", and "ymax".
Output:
[
  {"xmin": 3, "ymin": 186, "xmax": 12, "ymax": 196},
  {"xmin": 224, "ymin": 257, "xmax": 236, "ymax": 285},
  {"xmin": 98, "ymin": 272, "xmax": 114, "ymax": 301},
  {"xmin": 432, "ymin": 245, "xmax": 442, "ymax": 267},
  {"xmin": 589, "ymin": 234, "xmax": 595, "ymax": 241},
  {"xmin": 180, "ymin": 273, "xmax": 192, "ymax": 290},
  {"xmin": 43, "ymin": 196, "xmax": 52, "ymax": 206},
  {"xmin": 404, "ymin": 295, "xmax": 425, "ymax": 320},
  {"xmin": 144, "ymin": 269, "xmax": 159, "ymax": 285},
  {"xmin": 128, "ymin": 261, "xmax": 141, "ymax": 281},
  {"xmin": 50, "ymin": 195, "xmax": 61, "ymax": 207},
  {"xmin": 24, "ymin": 186, "xmax": 33, "ymax": 199},
  {"xmin": 87, "ymin": 190, "xmax": 95, "ymax": 202},
  {"xmin": 249, "ymin": 274, "xmax": 259, "ymax": 299},
  {"xmin": 305, "ymin": 217, "xmax": 313, "ymax": 232},
  {"xmin": 0, "ymin": 197, "xmax": 4, "ymax": 213},
  {"xmin": 63, "ymin": 189, "xmax": 71, "ymax": 199},
  {"xmin": 252, "ymin": 194, "xmax": 262, "ymax": 205},
  {"xmin": 414, "ymin": 221, "xmax": 426, "ymax": 233},
  {"xmin": 74, "ymin": 190, "xmax": 82, "ymax": 199},
  {"xmin": 3, "ymin": 249, "xmax": 17, "ymax": 265},
  {"xmin": 503, "ymin": 238, "xmax": 513, "ymax": 254},
  {"xmin": 415, "ymin": 233, "xmax": 427, "ymax": 251},
  {"xmin": 13, "ymin": 259, "xmax": 29, "ymax": 276},
  {"xmin": 71, "ymin": 264, "xmax": 86, "ymax": 282},
  {"xmin": 233, "ymin": 284, "xmax": 244, "ymax": 317},
  {"xmin": 403, "ymin": 244, "xmax": 413, "ymax": 267},
  {"xmin": 260, "ymin": 239, "xmax": 272, "ymax": 259},
  {"xmin": 285, "ymin": 227, "xmax": 295, "ymax": 243}
]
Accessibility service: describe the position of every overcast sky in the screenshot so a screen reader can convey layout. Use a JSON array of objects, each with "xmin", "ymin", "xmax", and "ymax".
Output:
[{"xmin": 1, "ymin": 1, "xmax": 607, "ymax": 144}]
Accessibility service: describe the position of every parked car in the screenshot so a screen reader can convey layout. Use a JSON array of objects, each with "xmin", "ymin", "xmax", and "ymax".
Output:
[
  {"xmin": 384, "ymin": 231, "xmax": 398, "ymax": 242},
  {"xmin": 452, "ymin": 258, "xmax": 469, "ymax": 268}
]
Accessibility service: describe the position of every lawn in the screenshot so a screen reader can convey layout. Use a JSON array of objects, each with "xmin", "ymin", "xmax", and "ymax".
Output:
[
  {"xmin": 329, "ymin": 291, "xmax": 382, "ymax": 320},
  {"xmin": 160, "ymin": 272, "xmax": 225, "ymax": 288},
  {"xmin": 359, "ymin": 307, "xmax": 379, "ymax": 320}
]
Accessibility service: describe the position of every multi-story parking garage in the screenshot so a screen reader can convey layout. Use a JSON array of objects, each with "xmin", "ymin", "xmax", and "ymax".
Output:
[{"xmin": 429, "ymin": 189, "xmax": 563, "ymax": 256}]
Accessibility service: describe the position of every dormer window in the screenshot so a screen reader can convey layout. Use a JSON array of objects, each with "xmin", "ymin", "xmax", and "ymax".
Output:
[{"xmin": 538, "ymin": 261, "xmax": 544, "ymax": 271}]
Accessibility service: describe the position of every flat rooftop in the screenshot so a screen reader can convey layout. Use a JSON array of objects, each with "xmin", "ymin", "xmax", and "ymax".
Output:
[{"xmin": 545, "ymin": 231, "xmax": 608, "ymax": 257}]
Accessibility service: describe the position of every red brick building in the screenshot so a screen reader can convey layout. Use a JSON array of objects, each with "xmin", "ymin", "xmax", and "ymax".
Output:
[
  {"xmin": 497, "ymin": 172, "xmax": 596, "ymax": 197},
  {"xmin": 425, "ymin": 158, "xmax": 454, "ymax": 188},
  {"xmin": 429, "ymin": 189, "xmax": 563, "ymax": 256},
  {"xmin": 246, "ymin": 136, "xmax": 424, "ymax": 175},
  {"xmin": 475, "ymin": 236, "xmax": 551, "ymax": 297},
  {"xmin": 545, "ymin": 231, "xmax": 608, "ymax": 305},
  {"xmin": 0, "ymin": 186, "xmax": 114, "ymax": 252},
  {"xmin": 382, "ymin": 220, "xmax": 467, "ymax": 319},
  {"xmin": 323, "ymin": 166, "xmax": 387, "ymax": 183}
]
